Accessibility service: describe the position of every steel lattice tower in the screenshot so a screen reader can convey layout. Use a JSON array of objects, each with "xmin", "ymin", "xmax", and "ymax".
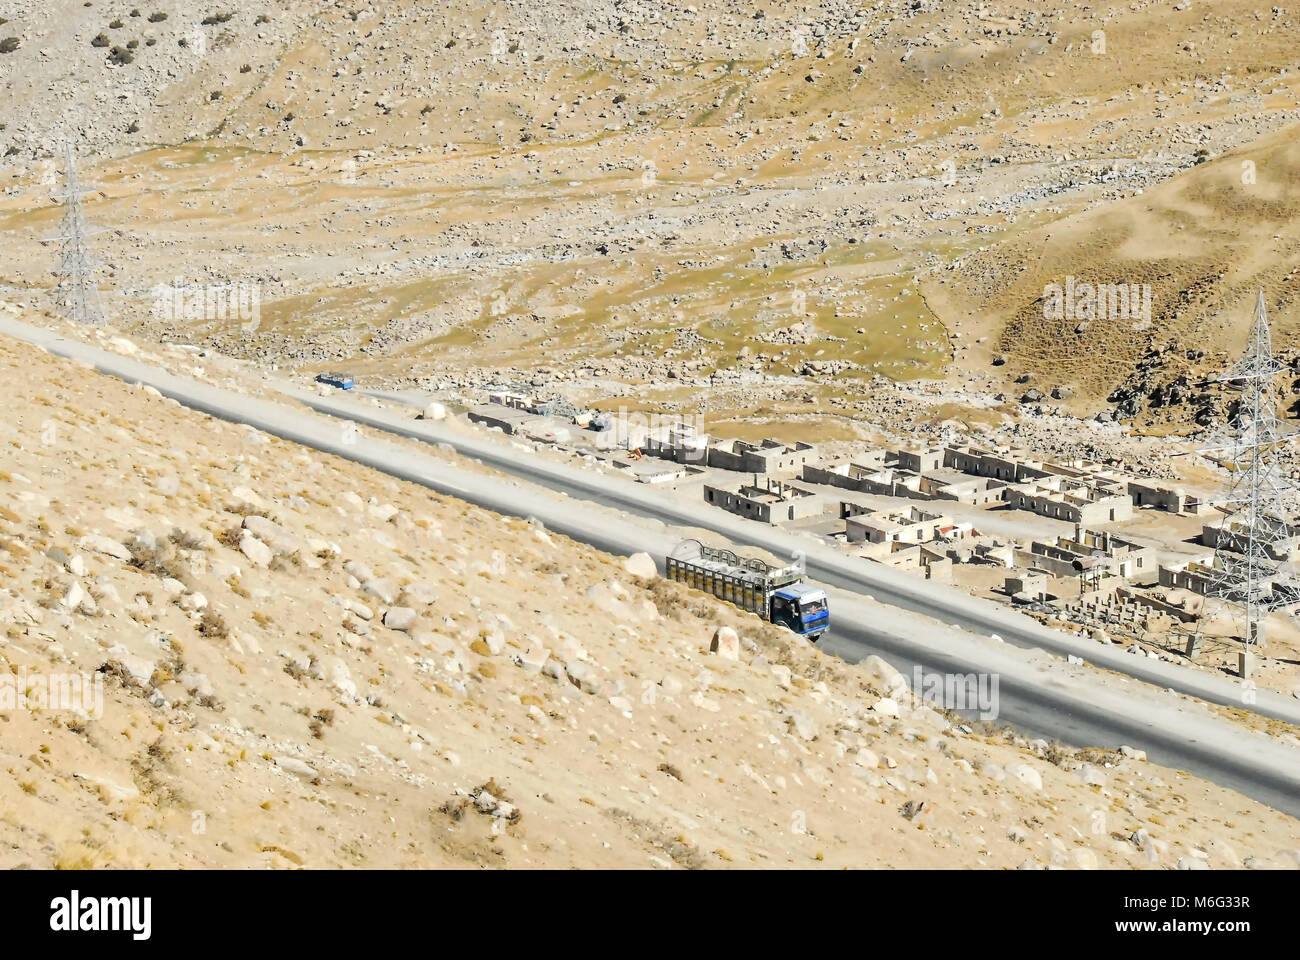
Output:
[
  {"xmin": 1199, "ymin": 290, "xmax": 1299, "ymax": 675},
  {"xmin": 51, "ymin": 142, "xmax": 106, "ymax": 326}
]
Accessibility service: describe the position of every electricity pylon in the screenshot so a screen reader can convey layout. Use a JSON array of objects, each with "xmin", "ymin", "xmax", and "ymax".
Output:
[
  {"xmin": 1198, "ymin": 290, "xmax": 1299, "ymax": 677},
  {"xmin": 50, "ymin": 141, "xmax": 106, "ymax": 326}
]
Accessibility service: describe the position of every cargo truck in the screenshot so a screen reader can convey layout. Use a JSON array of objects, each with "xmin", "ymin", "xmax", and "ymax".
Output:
[{"xmin": 665, "ymin": 539, "xmax": 829, "ymax": 640}]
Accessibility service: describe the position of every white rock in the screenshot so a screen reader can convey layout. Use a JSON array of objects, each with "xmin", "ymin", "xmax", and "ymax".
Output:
[
  {"xmin": 61, "ymin": 581, "xmax": 86, "ymax": 612},
  {"xmin": 321, "ymin": 656, "xmax": 357, "ymax": 699},
  {"xmin": 228, "ymin": 486, "xmax": 267, "ymax": 512},
  {"xmin": 564, "ymin": 660, "xmax": 603, "ymax": 695},
  {"xmin": 854, "ymin": 748, "xmax": 879, "ymax": 769},
  {"xmin": 242, "ymin": 515, "xmax": 299, "ymax": 555},
  {"xmin": 1078, "ymin": 764, "xmax": 1107, "ymax": 787},
  {"xmin": 238, "ymin": 534, "xmax": 273, "ymax": 567},
  {"xmin": 343, "ymin": 559, "xmax": 374, "ymax": 582},
  {"xmin": 363, "ymin": 578, "xmax": 397, "ymax": 604},
  {"xmin": 367, "ymin": 502, "xmax": 399, "ymax": 522},
  {"xmin": 623, "ymin": 552, "xmax": 657, "ymax": 579},
  {"xmin": 178, "ymin": 591, "xmax": 208, "ymax": 612},
  {"xmin": 400, "ymin": 582, "xmax": 437, "ymax": 605},
  {"xmin": 1006, "ymin": 763, "xmax": 1043, "ymax": 791},
  {"xmin": 108, "ymin": 652, "xmax": 155, "ymax": 686},
  {"xmin": 383, "ymin": 607, "xmax": 418, "ymax": 632},
  {"xmin": 512, "ymin": 642, "xmax": 550, "ymax": 674},
  {"xmin": 872, "ymin": 697, "xmax": 900, "ymax": 717},
  {"xmin": 709, "ymin": 625, "xmax": 740, "ymax": 660},
  {"xmin": 861, "ymin": 654, "xmax": 907, "ymax": 696},
  {"xmin": 273, "ymin": 756, "xmax": 319, "ymax": 780},
  {"xmin": 789, "ymin": 711, "xmax": 817, "ymax": 741},
  {"xmin": 79, "ymin": 534, "xmax": 130, "ymax": 561}
]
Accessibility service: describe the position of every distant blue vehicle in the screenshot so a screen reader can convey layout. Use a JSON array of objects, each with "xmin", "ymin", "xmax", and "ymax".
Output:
[{"xmin": 316, "ymin": 372, "xmax": 354, "ymax": 390}]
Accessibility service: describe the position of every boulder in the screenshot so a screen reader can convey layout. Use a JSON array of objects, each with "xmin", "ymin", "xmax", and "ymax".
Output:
[
  {"xmin": 273, "ymin": 756, "xmax": 319, "ymax": 781},
  {"xmin": 242, "ymin": 515, "xmax": 300, "ymax": 556},
  {"xmin": 61, "ymin": 582, "xmax": 86, "ymax": 613},
  {"xmin": 178, "ymin": 591, "xmax": 208, "ymax": 612},
  {"xmin": 400, "ymin": 582, "xmax": 437, "ymax": 606},
  {"xmin": 320, "ymin": 656, "xmax": 357, "ymax": 699},
  {"xmin": 788, "ymin": 711, "xmax": 817, "ymax": 741},
  {"xmin": 1078, "ymin": 764, "xmax": 1107, "ymax": 787},
  {"xmin": 564, "ymin": 660, "xmax": 603, "ymax": 695},
  {"xmin": 860, "ymin": 654, "xmax": 907, "ymax": 697},
  {"xmin": 344, "ymin": 598, "xmax": 374, "ymax": 620},
  {"xmin": 363, "ymin": 578, "xmax": 397, "ymax": 604},
  {"xmin": 1006, "ymin": 763, "xmax": 1043, "ymax": 791},
  {"xmin": 623, "ymin": 552, "xmax": 658, "ymax": 579},
  {"xmin": 79, "ymin": 534, "xmax": 130, "ymax": 561},
  {"xmin": 342, "ymin": 559, "xmax": 375, "ymax": 582},
  {"xmin": 709, "ymin": 625, "xmax": 740, "ymax": 660},
  {"xmin": 872, "ymin": 697, "xmax": 900, "ymax": 718},
  {"xmin": 382, "ymin": 607, "xmax": 418, "ymax": 632},
  {"xmin": 227, "ymin": 486, "xmax": 267, "ymax": 512},
  {"xmin": 238, "ymin": 534, "xmax": 273, "ymax": 567}
]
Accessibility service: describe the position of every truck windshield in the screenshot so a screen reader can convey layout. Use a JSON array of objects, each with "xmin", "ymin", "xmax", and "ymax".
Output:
[{"xmin": 800, "ymin": 598, "xmax": 827, "ymax": 619}]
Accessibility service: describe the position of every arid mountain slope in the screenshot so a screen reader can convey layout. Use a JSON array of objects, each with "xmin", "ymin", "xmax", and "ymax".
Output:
[
  {"xmin": 0, "ymin": 2, "xmax": 1297, "ymax": 438},
  {"xmin": 927, "ymin": 121, "xmax": 1300, "ymax": 424},
  {"xmin": 1, "ymin": 316, "xmax": 1298, "ymax": 868}
]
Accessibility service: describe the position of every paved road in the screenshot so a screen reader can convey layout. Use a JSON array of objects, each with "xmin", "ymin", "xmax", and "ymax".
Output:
[
  {"xmin": 6, "ymin": 316, "xmax": 1300, "ymax": 817},
  {"xmin": 296, "ymin": 385, "xmax": 1300, "ymax": 726}
]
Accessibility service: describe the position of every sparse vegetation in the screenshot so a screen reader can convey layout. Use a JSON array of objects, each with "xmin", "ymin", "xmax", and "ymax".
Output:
[
  {"xmin": 90, "ymin": 33, "xmax": 110, "ymax": 47},
  {"xmin": 198, "ymin": 610, "xmax": 229, "ymax": 638},
  {"xmin": 0, "ymin": 37, "xmax": 20, "ymax": 54}
]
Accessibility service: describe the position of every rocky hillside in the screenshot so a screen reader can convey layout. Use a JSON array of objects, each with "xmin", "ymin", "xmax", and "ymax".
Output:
[
  {"xmin": 1, "ymin": 317, "xmax": 1298, "ymax": 868},
  {"xmin": 928, "ymin": 122, "xmax": 1300, "ymax": 426},
  {"xmin": 0, "ymin": 1, "xmax": 1298, "ymax": 440}
]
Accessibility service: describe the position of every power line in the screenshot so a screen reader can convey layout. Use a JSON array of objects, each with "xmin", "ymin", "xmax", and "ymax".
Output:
[
  {"xmin": 1197, "ymin": 290, "xmax": 1299, "ymax": 677},
  {"xmin": 51, "ymin": 141, "xmax": 106, "ymax": 327}
]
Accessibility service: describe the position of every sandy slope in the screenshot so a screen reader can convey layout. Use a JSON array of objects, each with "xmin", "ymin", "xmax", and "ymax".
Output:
[{"xmin": 0, "ymin": 325, "xmax": 1297, "ymax": 868}]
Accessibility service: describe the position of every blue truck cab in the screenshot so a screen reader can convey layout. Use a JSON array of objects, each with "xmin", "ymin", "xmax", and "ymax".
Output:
[{"xmin": 770, "ymin": 582, "xmax": 830, "ymax": 640}]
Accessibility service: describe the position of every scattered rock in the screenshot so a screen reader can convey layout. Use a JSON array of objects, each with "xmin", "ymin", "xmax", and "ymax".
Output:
[
  {"xmin": 623, "ymin": 552, "xmax": 657, "ymax": 579},
  {"xmin": 709, "ymin": 625, "xmax": 740, "ymax": 659}
]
